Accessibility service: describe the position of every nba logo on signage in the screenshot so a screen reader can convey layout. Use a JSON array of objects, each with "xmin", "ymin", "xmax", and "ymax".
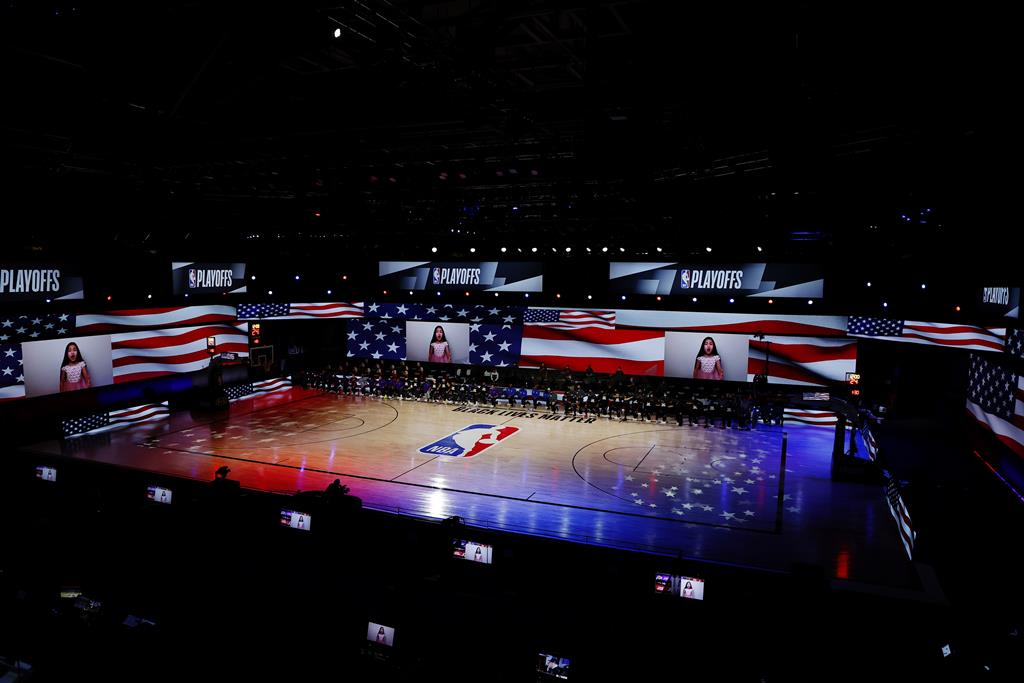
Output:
[
  {"xmin": 433, "ymin": 267, "xmax": 441, "ymax": 285},
  {"xmin": 679, "ymin": 269, "xmax": 691, "ymax": 289},
  {"xmin": 188, "ymin": 269, "xmax": 197, "ymax": 288},
  {"xmin": 419, "ymin": 424, "xmax": 519, "ymax": 458}
]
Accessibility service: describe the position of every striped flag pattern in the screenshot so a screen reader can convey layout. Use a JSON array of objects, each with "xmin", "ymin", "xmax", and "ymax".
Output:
[
  {"xmin": 227, "ymin": 376, "xmax": 293, "ymax": 402},
  {"xmin": 237, "ymin": 302, "xmax": 363, "ymax": 319},
  {"xmin": 524, "ymin": 308, "xmax": 616, "ymax": 330},
  {"xmin": 966, "ymin": 352, "xmax": 1024, "ymax": 458},
  {"xmin": 63, "ymin": 401, "xmax": 170, "ymax": 437},
  {"xmin": 747, "ymin": 336, "xmax": 858, "ymax": 386},
  {"xmin": 519, "ymin": 326, "xmax": 665, "ymax": 375},
  {"xmin": 886, "ymin": 475, "xmax": 916, "ymax": 559},
  {"xmin": 76, "ymin": 306, "xmax": 238, "ymax": 334},
  {"xmin": 111, "ymin": 322, "xmax": 249, "ymax": 384},
  {"xmin": 614, "ymin": 310, "xmax": 849, "ymax": 336},
  {"xmin": 783, "ymin": 408, "xmax": 839, "ymax": 426},
  {"xmin": 848, "ymin": 317, "xmax": 1005, "ymax": 353},
  {"xmin": 863, "ymin": 425, "xmax": 879, "ymax": 461}
]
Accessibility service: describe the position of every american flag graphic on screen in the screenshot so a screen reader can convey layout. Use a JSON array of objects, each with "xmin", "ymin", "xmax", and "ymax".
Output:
[
  {"xmin": 966, "ymin": 352, "xmax": 1024, "ymax": 458},
  {"xmin": 885, "ymin": 474, "xmax": 915, "ymax": 559},
  {"xmin": 524, "ymin": 309, "xmax": 616, "ymax": 330},
  {"xmin": 76, "ymin": 306, "xmax": 238, "ymax": 333},
  {"xmin": 747, "ymin": 336, "xmax": 858, "ymax": 386},
  {"xmin": 347, "ymin": 319, "xmax": 406, "ymax": 360},
  {"xmin": 111, "ymin": 322, "xmax": 249, "ymax": 383},
  {"xmin": 848, "ymin": 317, "xmax": 1005, "ymax": 353},
  {"xmin": 0, "ymin": 343, "xmax": 25, "ymax": 400},
  {"xmin": 62, "ymin": 401, "xmax": 170, "ymax": 437},
  {"xmin": 237, "ymin": 302, "xmax": 363, "ymax": 319},
  {"xmin": 0, "ymin": 312, "xmax": 74, "ymax": 343}
]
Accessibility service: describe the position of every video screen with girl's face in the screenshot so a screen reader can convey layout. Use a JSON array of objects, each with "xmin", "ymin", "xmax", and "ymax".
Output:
[
  {"xmin": 147, "ymin": 485, "xmax": 173, "ymax": 504},
  {"xmin": 279, "ymin": 509, "xmax": 312, "ymax": 530},
  {"xmin": 405, "ymin": 321, "xmax": 471, "ymax": 365},
  {"xmin": 35, "ymin": 465, "xmax": 57, "ymax": 481},
  {"xmin": 655, "ymin": 573, "xmax": 705, "ymax": 600},
  {"xmin": 663, "ymin": 331, "xmax": 749, "ymax": 382},
  {"xmin": 452, "ymin": 539, "xmax": 494, "ymax": 564},
  {"xmin": 367, "ymin": 621, "xmax": 396, "ymax": 647}
]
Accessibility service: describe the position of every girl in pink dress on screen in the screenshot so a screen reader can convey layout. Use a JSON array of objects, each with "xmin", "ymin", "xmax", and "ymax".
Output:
[
  {"xmin": 693, "ymin": 337, "xmax": 724, "ymax": 381},
  {"xmin": 428, "ymin": 325, "xmax": 452, "ymax": 363},
  {"xmin": 59, "ymin": 342, "xmax": 92, "ymax": 392}
]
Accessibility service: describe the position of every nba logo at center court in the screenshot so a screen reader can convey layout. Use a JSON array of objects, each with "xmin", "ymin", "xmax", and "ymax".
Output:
[
  {"xmin": 419, "ymin": 424, "xmax": 520, "ymax": 458},
  {"xmin": 432, "ymin": 267, "xmax": 441, "ymax": 285},
  {"xmin": 679, "ymin": 269, "xmax": 691, "ymax": 289}
]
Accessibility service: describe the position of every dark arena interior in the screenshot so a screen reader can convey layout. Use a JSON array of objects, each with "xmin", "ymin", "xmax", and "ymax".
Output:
[{"xmin": 1, "ymin": 2, "xmax": 1020, "ymax": 681}]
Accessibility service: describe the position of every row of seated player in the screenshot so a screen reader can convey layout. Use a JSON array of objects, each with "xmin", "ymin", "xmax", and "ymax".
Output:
[{"xmin": 294, "ymin": 367, "xmax": 790, "ymax": 428}]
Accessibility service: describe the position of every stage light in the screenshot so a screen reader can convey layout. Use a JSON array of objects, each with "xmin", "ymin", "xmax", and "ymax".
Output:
[
  {"xmin": 45, "ymin": 299, "xmax": 51, "ymax": 303},
  {"xmin": 147, "ymin": 294, "xmax": 152, "ymax": 299},
  {"xmin": 955, "ymin": 305, "xmax": 961, "ymax": 312},
  {"xmin": 501, "ymin": 247, "xmax": 507, "ymax": 253},
  {"xmin": 251, "ymin": 275, "xmax": 256, "ymax": 280},
  {"xmin": 565, "ymin": 247, "xmax": 571, "ymax": 252},
  {"xmin": 556, "ymin": 293, "xmax": 561, "ymax": 299},
  {"xmin": 692, "ymin": 297, "xmax": 697, "ymax": 302},
  {"xmin": 525, "ymin": 293, "xmax": 529, "ymax": 298},
  {"xmin": 313, "ymin": 211, "xmax": 320, "ymax": 218},
  {"xmin": 621, "ymin": 295, "xmax": 626, "ymax": 300},
  {"xmin": 294, "ymin": 275, "xmax": 300, "ymax": 280},
  {"xmin": 656, "ymin": 247, "xmax": 662, "ymax": 252},
  {"xmin": 431, "ymin": 247, "xmax": 438, "ymax": 253},
  {"xmin": 106, "ymin": 295, "xmax": 112, "ymax": 301},
  {"xmin": 807, "ymin": 299, "xmax": 813, "ymax": 305},
  {"xmin": 602, "ymin": 247, "xmax": 608, "ymax": 253},
  {"xmin": 706, "ymin": 246, "xmax": 712, "ymax": 252},
  {"xmin": 656, "ymin": 296, "xmax": 662, "ymax": 301},
  {"xmin": 184, "ymin": 293, "xmax": 188, "ymax": 298},
  {"xmin": 268, "ymin": 290, "xmax": 273, "ymax": 296},
  {"xmin": 511, "ymin": 205, "xmax": 518, "ymax": 210},
  {"xmin": 383, "ymin": 290, "xmax": 388, "ymax": 295},
  {"xmin": 756, "ymin": 246, "xmax": 763, "ymax": 252},
  {"xmin": 327, "ymin": 289, "xmax": 332, "ymax": 295},
  {"xmin": 437, "ymin": 291, "xmax": 442, "ymax": 296},
  {"xmin": 729, "ymin": 298, "xmax": 734, "ymax": 303},
  {"xmin": 586, "ymin": 247, "xmax": 591, "ymax": 253},
  {"xmin": 619, "ymin": 247, "xmax": 625, "ymax": 252},
  {"xmin": 495, "ymin": 292, "xmax": 499, "ymax": 297},
  {"xmin": 333, "ymin": 27, "xmax": 341, "ymax": 38},
  {"xmin": 867, "ymin": 281, "xmax": 872, "ymax": 287},
  {"xmin": 470, "ymin": 247, "xmax": 476, "ymax": 253},
  {"xmin": 921, "ymin": 283, "xmax": 927, "ymax": 289},
  {"xmin": 465, "ymin": 291, "xmax": 470, "ymax": 296},
  {"xmin": 587, "ymin": 295, "xmax": 592, "ymax": 300},
  {"xmin": 342, "ymin": 275, "xmax": 348, "ymax": 280},
  {"xmin": 883, "ymin": 301, "xmax": 888, "ymax": 308},
  {"xmin": 531, "ymin": 247, "xmax": 538, "ymax": 253},
  {"xmin": 768, "ymin": 299, "xmax": 773, "ymax": 304}
]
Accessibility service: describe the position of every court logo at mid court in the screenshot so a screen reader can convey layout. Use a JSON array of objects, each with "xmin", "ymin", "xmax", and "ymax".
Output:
[{"xmin": 419, "ymin": 424, "xmax": 520, "ymax": 458}]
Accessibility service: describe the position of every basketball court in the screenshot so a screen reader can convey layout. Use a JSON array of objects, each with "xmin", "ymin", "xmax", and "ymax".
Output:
[{"xmin": 22, "ymin": 386, "xmax": 923, "ymax": 590}]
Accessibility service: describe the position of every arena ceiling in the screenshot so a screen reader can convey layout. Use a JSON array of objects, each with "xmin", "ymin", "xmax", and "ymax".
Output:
[{"xmin": 0, "ymin": 1, "xmax": 1010, "ymax": 290}]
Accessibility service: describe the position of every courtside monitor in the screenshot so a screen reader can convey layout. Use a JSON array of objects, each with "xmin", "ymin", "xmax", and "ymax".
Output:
[
  {"xmin": 537, "ymin": 653, "xmax": 571, "ymax": 680},
  {"xmin": 280, "ymin": 509, "xmax": 312, "ymax": 531},
  {"xmin": 146, "ymin": 485, "xmax": 173, "ymax": 504},
  {"xmin": 655, "ymin": 573, "xmax": 705, "ymax": 600},
  {"xmin": 367, "ymin": 621, "xmax": 395, "ymax": 647},
  {"xmin": 452, "ymin": 539, "xmax": 494, "ymax": 564},
  {"xmin": 35, "ymin": 465, "xmax": 57, "ymax": 482}
]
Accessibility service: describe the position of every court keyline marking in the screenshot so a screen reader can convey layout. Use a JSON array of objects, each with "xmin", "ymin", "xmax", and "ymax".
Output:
[
  {"xmin": 146, "ymin": 397, "xmax": 400, "ymax": 450},
  {"xmin": 569, "ymin": 426, "xmax": 784, "ymax": 535}
]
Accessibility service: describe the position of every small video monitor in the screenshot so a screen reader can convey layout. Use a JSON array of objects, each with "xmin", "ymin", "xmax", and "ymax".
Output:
[
  {"xmin": 280, "ymin": 509, "xmax": 312, "ymax": 531},
  {"xmin": 367, "ymin": 621, "xmax": 395, "ymax": 647},
  {"xmin": 147, "ymin": 485, "xmax": 173, "ymax": 504},
  {"xmin": 537, "ymin": 653, "xmax": 571, "ymax": 680},
  {"xmin": 452, "ymin": 539, "xmax": 494, "ymax": 564},
  {"xmin": 35, "ymin": 466, "xmax": 57, "ymax": 482},
  {"xmin": 655, "ymin": 573, "xmax": 705, "ymax": 600}
]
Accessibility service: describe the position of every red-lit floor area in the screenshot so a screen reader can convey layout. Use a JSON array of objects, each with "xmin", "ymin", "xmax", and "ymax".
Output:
[{"xmin": 22, "ymin": 387, "xmax": 928, "ymax": 593}]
